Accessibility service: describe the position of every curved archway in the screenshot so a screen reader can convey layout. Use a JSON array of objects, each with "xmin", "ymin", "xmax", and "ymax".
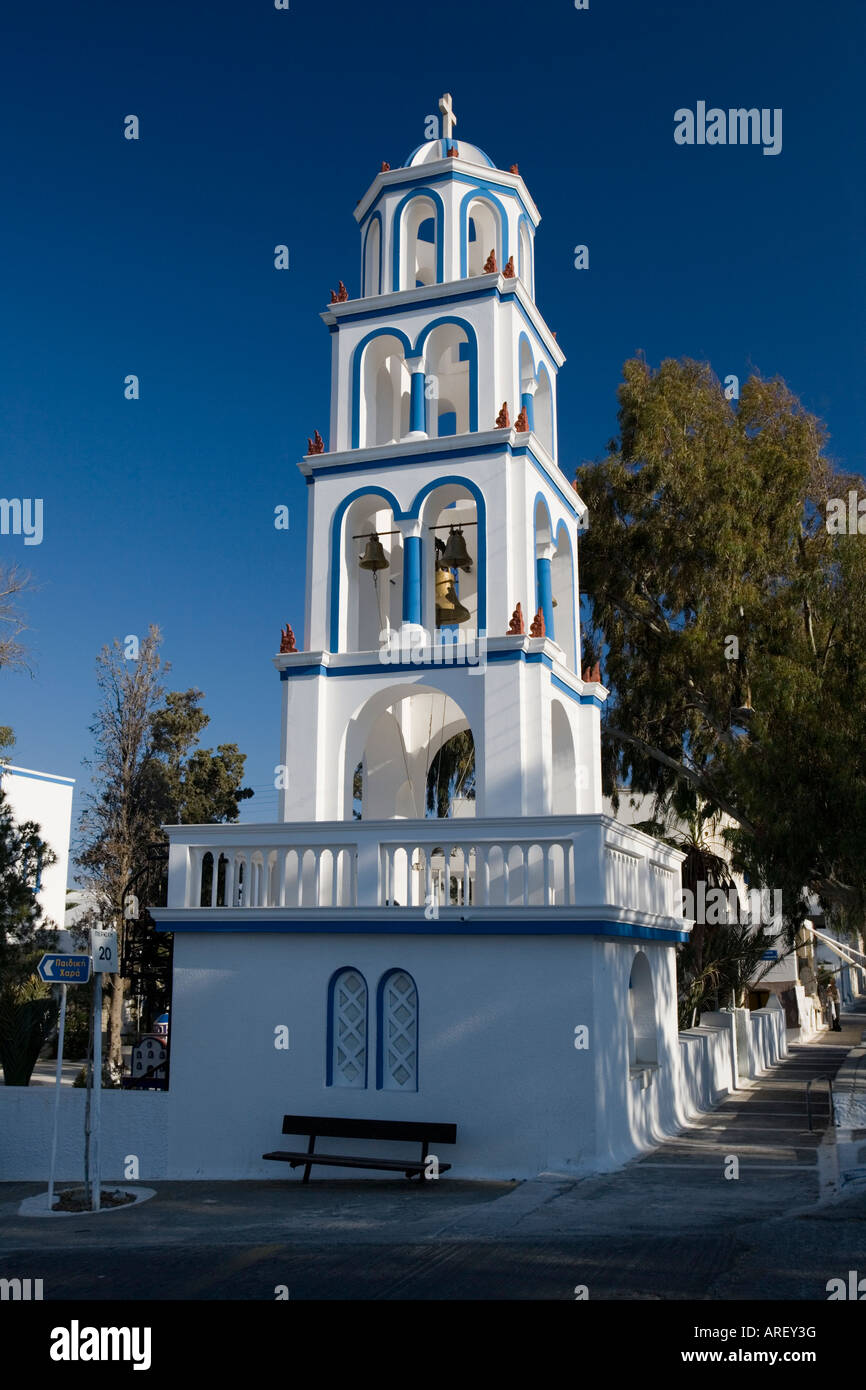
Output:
[
  {"xmin": 628, "ymin": 952, "xmax": 658, "ymax": 1067},
  {"xmin": 351, "ymin": 327, "xmax": 413, "ymax": 448},
  {"xmin": 327, "ymin": 967, "xmax": 368, "ymax": 1088},
  {"xmin": 535, "ymin": 363, "xmax": 555, "ymax": 458},
  {"xmin": 377, "ymin": 970, "xmax": 418, "ymax": 1091},
  {"xmin": 393, "ymin": 189, "xmax": 445, "ymax": 291},
  {"xmin": 346, "ymin": 493, "xmax": 403, "ymax": 650},
  {"xmin": 518, "ymin": 215, "xmax": 534, "ymax": 295},
  {"xmin": 459, "ymin": 188, "xmax": 510, "ymax": 278},
  {"xmin": 362, "ymin": 213, "xmax": 382, "ymax": 297},
  {"xmin": 551, "ymin": 522, "xmax": 577, "ymax": 670},
  {"xmin": 342, "ymin": 680, "xmax": 477, "ymax": 826},
  {"xmin": 417, "ymin": 319, "xmax": 474, "ymax": 437},
  {"xmin": 550, "ymin": 700, "xmax": 576, "ymax": 814}
]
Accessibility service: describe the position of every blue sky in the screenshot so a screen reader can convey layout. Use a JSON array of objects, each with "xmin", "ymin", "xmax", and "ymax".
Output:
[{"xmin": 1, "ymin": 0, "xmax": 863, "ymax": 860}]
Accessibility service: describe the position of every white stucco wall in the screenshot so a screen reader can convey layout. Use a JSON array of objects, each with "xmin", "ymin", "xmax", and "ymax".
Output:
[
  {"xmin": 0, "ymin": 1088, "xmax": 168, "ymax": 1182},
  {"xmin": 0, "ymin": 765, "xmax": 74, "ymax": 930}
]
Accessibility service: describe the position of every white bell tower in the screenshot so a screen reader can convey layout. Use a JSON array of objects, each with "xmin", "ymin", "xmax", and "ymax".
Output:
[{"xmin": 277, "ymin": 97, "xmax": 607, "ymax": 827}]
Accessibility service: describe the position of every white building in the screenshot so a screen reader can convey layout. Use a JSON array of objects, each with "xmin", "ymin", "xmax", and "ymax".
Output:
[
  {"xmin": 150, "ymin": 98, "xmax": 697, "ymax": 1179},
  {"xmin": 0, "ymin": 764, "xmax": 74, "ymax": 932}
]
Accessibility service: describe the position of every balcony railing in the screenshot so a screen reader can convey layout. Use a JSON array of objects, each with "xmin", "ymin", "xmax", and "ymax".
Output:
[{"xmin": 159, "ymin": 815, "xmax": 685, "ymax": 925}]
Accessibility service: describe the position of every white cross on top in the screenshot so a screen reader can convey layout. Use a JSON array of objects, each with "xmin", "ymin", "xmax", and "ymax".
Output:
[{"xmin": 439, "ymin": 93, "xmax": 457, "ymax": 141}]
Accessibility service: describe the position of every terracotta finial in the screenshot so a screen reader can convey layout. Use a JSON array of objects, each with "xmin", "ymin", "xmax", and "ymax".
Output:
[
  {"xmin": 483, "ymin": 249, "xmax": 498, "ymax": 274},
  {"xmin": 530, "ymin": 607, "xmax": 546, "ymax": 638},
  {"xmin": 503, "ymin": 255, "xmax": 515, "ymax": 278},
  {"xmin": 307, "ymin": 430, "xmax": 325, "ymax": 455},
  {"xmin": 514, "ymin": 406, "xmax": 528, "ymax": 432},
  {"xmin": 279, "ymin": 623, "xmax": 298, "ymax": 654},
  {"xmin": 552, "ymin": 331, "xmax": 557, "ymax": 340},
  {"xmin": 582, "ymin": 662, "xmax": 602, "ymax": 683},
  {"xmin": 495, "ymin": 402, "xmax": 510, "ymax": 429},
  {"xmin": 509, "ymin": 163, "xmax": 519, "ymax": 174},
  {"xmin": 336, "ymin": 281, "xmax": 349, "ymax": 302},
  {"xmin": 329, "ymin": 288, "xmax": 338, "ymax": 303},
  {"xmin": 507, "ymin": 603, "xmax": 525, "ymax": 635},
  {"xmin": 380, "ymin": 161, "xmax": 391, "ymax": 172},
  {"xmin": 447, "ymin": 146, "xmax": 458, "ymax": 157}
]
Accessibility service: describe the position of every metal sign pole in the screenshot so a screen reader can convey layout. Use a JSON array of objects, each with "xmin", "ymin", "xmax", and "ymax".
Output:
[
  {"xmin": 92, "ymin": 971, "xmax": 102, "ymax": 1212},
  {"xmin": 47, "ymin": 983, "xmax": 67, "ymax": 1212}
]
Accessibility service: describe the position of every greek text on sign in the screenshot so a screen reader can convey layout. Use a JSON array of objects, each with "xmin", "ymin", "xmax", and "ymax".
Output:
[
  {"xmin": 90, "ymin": 928, "xmax": 118, "ymax": 973},
  {"xmin": 37, "ymin": 953, "xmax": 92, "ymax": 984}
]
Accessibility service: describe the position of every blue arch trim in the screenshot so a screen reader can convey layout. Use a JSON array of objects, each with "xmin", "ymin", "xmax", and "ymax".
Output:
[
  {"xmin": 376, "ymin": 969, "xmax": 419, "ymax": 1091},
  {"xmin": 458, "ymin": 187, "xmax": 511, "ymax": 278},
  {"xmin": 391, "ymin": 187, "xmax": 446, "ymax": 293},
  {"xmin": 329, "ymin": 484, "xmax": 403, "ymax": 648},
  {"xmin": 326, "ymin": 966, "xmax": 369, "ymax": 1087},
  {"xmin": 412, "ymin": 316, "xmax": 479, "ymax": 434},
  {"xmin": 360, "ymin": 211, "xmax": 383, "ymax": 298},
  {"xmin": 408, "ymin": 475, "xmax": 487, "ymax": 632},
  {"xmin": 350, "ymin": 326, "xmax": 414, "ymax": 450}
]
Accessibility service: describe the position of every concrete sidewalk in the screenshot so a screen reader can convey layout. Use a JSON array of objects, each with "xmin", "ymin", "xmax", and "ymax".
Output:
[{"xmin": 1, "ymin": 1002, "xmax": 864, "ymax": 1299}]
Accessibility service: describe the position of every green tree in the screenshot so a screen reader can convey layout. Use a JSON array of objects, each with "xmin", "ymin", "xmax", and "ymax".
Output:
[
  {"xmin": 577, "ymin": 356, "xmax": 866, "ymax": 935},
  {"xmin": 0, "ymin": 777, "xmax": 58, "ymax": 1084},
  {"xmin": 76, "ymin": 629, "xmax": 253, "ymax": 1078}
]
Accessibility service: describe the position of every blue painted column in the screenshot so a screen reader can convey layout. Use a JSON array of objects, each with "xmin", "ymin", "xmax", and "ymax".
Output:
[
  {"xmin": 536, "ymin": 555, "xmax": 555, "ymax": 640},
  {"xmin": 409, "ymin": 370, "xmax": 427, "ymax": 435},
  {"xmin": 403, "ymin": 535, "xmax": 422, "ymax": 624},
  {"xmin": 521, "ymin": 391, "xmax": 535, "ymax": 432}
]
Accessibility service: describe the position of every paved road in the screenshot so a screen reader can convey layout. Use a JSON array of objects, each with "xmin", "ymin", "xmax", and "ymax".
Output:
[{"xmin": 2, "ymin": 1005, "xmax": 864, "ymax": 1300}]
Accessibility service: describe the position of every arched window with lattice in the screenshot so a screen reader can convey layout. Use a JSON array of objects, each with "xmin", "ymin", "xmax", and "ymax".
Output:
[
  {"xmin": 327, "ymin": 968, "xmax": 368, "ymax": 1088},
  {"xmin": 377, "ymin": 969, "xmax": 419, "ymax": 1091}
]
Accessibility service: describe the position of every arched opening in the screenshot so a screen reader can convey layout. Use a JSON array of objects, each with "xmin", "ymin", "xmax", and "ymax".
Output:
[
  {"xmin": 343, "ymin": 493, "xmax": 404, "ymax": 650},
  {"xmin": 628, "ymin": 952, "xmax": 658, "ymax": 1068},
  {"xmin": 534, "ymin": 496, "xmax": 555, "ymax": 640},
  {"xmin": 550, "ymin": 701, "xmax": 577, "ymax": 815},
  {"xmin": 352, "ymin": 686, "xmax": 473, "ymax": 823},
  {"xmin": 535, "ymin": 364, "xmax": 555, "ymax": 458},
  {"xmin": 359, "ymin": 334, "xmax": 411, "ymax": 447},
  {"xmin": 363, "ymin": 216, "xmax": 381, "ymax": 297},
  {"xmin": 377, "ymin": 970, "xmax": 418, "ymax": 1091},
  {"xmin": 423, "ymin": 321, "xmax": 472, "ymax": 438},
  {"xmin": 518, "ymin": 336, "xmax": 536, "ymax": 433},
  {"xmin": 551, "ymin": 523, "xmax": 577, "ymax": 670},
  {"xmin": 327, "ymin": 968, "xmax": 368, "ymax": 1088},
  {"xmin": 467, "ymin": 198, "xmax": 502, "ymax": 277},
  {"xmin": 518, "ymin": 219, "xmax": 533, "ymax": 294},
  {"xmin": 421, "ymin": 483, "xmax": 479, "ymax": 638},
  {"xmin": 401, "ymin": 196, "xmax": 438, "ymax": 290}
]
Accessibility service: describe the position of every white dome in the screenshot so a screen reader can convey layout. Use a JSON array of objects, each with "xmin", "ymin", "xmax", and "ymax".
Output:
[{"xmin": 404, "ymin": 139, "xmax": 495, "ymax": 169}]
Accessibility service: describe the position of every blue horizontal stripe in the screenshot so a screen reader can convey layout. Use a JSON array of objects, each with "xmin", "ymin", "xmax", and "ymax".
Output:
[{"xmin": 155, "ymin": 916, "xmax": 688, "ymax": 942}]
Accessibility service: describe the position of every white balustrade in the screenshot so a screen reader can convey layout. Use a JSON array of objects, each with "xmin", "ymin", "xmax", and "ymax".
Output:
[{"xmin": 166, "ymin": 815, "xmax": 684, "ymax": 922}]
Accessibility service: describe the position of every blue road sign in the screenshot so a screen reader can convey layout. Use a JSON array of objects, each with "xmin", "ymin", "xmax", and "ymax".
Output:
[{"xmin": 37, "ymin": 953, "xmax": 92, "ymax": 984}]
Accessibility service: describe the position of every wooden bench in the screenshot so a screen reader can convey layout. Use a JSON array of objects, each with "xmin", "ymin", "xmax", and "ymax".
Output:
[{"xmin": 263, "ymin": 1114, "xmax": 457, "ymax": 1183}]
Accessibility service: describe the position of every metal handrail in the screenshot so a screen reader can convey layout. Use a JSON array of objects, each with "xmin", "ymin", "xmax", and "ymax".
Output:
[{"xmin": 806, "ymin": 1074, "xmax": 835, "ymax": 1131}]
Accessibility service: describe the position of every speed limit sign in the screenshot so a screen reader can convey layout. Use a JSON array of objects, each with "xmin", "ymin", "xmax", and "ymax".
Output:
[{"xmin": 90, "ymin": 928, "xmax": 118, "ymax": 973}]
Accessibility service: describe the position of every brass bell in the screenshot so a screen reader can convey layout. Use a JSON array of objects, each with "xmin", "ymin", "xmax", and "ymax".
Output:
[
  {"xmin": 435, "ymin": 565, "xmax": 471, "ymax": 625},
  {"xmin": 358, "ymin": 532, "xmax": 389, "ymax": 571},
  {"xmin": 440, "ymin": 525, "xmax": 473, "ymax": 573}
]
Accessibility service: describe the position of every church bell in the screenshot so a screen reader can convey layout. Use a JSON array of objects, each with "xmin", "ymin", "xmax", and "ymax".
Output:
[
  {"xmin": 435, "ymin": 565, "xmax": 471, "ymax": 626},
  {"xmin": 358, "ymin": 532, "xmax": 389, "ymax": 571},
  {"xmin": 440, "ymin": 525, "xmax": 473, "ymax": 573}
]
